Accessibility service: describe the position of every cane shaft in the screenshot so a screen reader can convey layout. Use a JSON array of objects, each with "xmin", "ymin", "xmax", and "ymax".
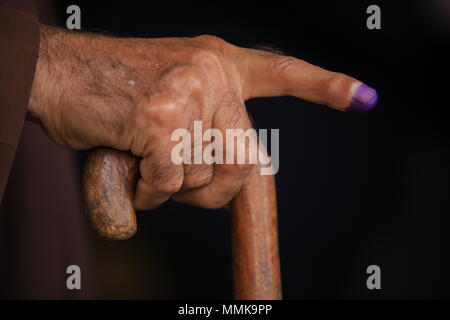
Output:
[{"xmin": 231, "ymin": 168, "xmax": 281, "ymax": 299}]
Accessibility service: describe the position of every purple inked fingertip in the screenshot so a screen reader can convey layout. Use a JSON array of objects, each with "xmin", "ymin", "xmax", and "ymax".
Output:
[{"xmin": 347, "ymin": 83, "xmax": 378, "ymax": 112}]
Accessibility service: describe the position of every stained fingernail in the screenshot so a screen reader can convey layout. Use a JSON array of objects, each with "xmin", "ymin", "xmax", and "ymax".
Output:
[{"xmin": 347, "ymin": 83, "xmax": 378, "ymax": 112}]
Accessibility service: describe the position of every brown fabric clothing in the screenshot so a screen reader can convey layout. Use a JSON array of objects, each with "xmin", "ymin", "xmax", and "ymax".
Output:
[
  {"xmin": 0, "ymin": 2, "xmax": 94, "ymax": 299},
  {"xmin": 0, "ymin": 6, "xmax": 39, "ymax": 201}
]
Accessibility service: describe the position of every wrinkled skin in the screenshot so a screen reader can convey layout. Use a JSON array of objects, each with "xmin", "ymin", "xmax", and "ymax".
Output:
[{"xmin": 29, "ymin": 25, "xmax": 366, "ymax": 210}]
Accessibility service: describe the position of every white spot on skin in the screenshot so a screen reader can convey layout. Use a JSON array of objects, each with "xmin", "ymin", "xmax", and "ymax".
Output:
[{"xmin": 128, "ymin": 80, "xmax": 136, "ymax": 86}]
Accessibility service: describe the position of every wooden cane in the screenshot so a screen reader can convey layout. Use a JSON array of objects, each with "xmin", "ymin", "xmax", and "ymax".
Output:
[{"xmin": 83, "ymin": 147, "xmax": 281, "ymax": 299}]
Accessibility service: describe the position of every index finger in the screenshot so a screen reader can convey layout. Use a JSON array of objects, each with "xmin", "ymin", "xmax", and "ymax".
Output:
[{"xmin": 237, "ymin": 47, "xmax": 378, "ymax": 112}]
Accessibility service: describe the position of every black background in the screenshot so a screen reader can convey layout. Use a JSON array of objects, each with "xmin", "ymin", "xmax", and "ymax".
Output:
[{"xmin": 55, "ymin": 1, "xmax": 450, "ymax": 299}]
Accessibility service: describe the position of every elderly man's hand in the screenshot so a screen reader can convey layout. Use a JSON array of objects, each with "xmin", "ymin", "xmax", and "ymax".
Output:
[{"xmin": 28, "ymin": 25, "xmax": 378, "ymax": 210}]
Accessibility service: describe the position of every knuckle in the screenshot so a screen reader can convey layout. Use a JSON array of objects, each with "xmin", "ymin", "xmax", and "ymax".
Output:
[
  {"xmin": 274, "ymin": 56, "xmax": 298, "ymax": 75},
  {"xmin": 219, "ymin": 163, "xmax": 254, "ymax": 176},
  {"xmin": 138, "ymin": 94, "xmax": 183, "ymax": 127},
  {"xmin": 190, "ymin": 47, "xmax": 224, "ymax": 71},
  {"xmin": 153, "ymin": 95, "xmax": 181, "ymax": 116},
  {"xmin": 154, "ymin": 174, "xmax": 183, "ymax": 195},
  {"xmin": 140, "ymin": 159, "xmax": 183, "ymax": 195},
  {"xmin": 183, "ymin": 169, "xmax": 213, "ymax": 189},
  {"xmin": 195, "ymin": 34, "xmax": 229, "ymax": 49},
  {"xmin": 170, "ymin": 67, "xmax": 205, "ymax": 94}
]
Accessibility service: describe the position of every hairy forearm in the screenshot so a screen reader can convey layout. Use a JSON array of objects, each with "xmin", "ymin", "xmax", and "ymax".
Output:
[
  {"xmin": 29, "ymin": 25, "xmax": 77, "ymax": 127},
  {"xmin": 29, "ymin": 25, "xmax": 68, "ymax": 122},
  {"xmin": 28, "ymin": 24, "xmax": 137, "ymax": 148}
]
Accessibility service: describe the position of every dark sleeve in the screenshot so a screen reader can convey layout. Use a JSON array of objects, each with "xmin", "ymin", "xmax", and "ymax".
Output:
[{"xmin": 0, "ymin": 6, "xmax": 39, "ymax": 202}]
